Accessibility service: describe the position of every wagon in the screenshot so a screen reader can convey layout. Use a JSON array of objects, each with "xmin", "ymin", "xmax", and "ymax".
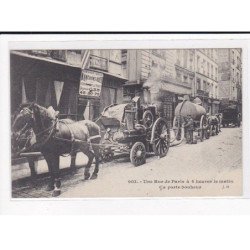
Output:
[
  {"xmin": 172, "ymin": 98, "xmax": 210, "ymax": 144},
  {"xmin": 95, "ymin": 97, "xmax": 170, "ymax": 166},
  {"xmin": 220, "ymin": 105, "xmax": 241, "ymax": 127}
]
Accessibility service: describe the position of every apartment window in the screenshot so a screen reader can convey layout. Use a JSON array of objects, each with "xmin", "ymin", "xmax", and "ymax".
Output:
[
  {"xmin": 203, "ymin": 80, "xmax": 207, "ymax": 91},
  {"xmin": 176, "ymin": 50, "xmax": 181, "ymax": 65},
  {"xmin": 237, "ymin": 57, "xmax": 240, "ymax": 69},
  {"xmin": 183, "ymin": 50, "xmax": 188, "ymax": 68},
  {"xmin": 176, "ymin": 71, "xmax": 181, "ymax": 81},
  {"xmin": 202, "ymin": 59, "xmax": 206, "ymax": 74},
  {"xmin": 207, "ymin": 62, "xmax": 210, "ymax": 77},
  {"xmin": 211, "ymin": 65, "xmax": 213, "ymax": 79},
  {"xmin": 197, "ymin": 78, "xmax": 201, "ymax": 90},
  {"xmin": 183, "ymin": 75, "xmax": 188, "ymax": 83},
  {"xmin": 152, "ymin": 60, "xmax": 158, "ymax": 68},
  {"xmin": 197, "ymin": 56, "xmax": 200, "ymax": 72},
  {"xmin": 189, "ymin": 52, "xmax": 193, "ymax": 71}
]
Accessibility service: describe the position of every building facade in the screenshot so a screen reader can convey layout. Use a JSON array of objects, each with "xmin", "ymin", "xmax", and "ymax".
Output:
[
  {"xmin": 174, "ymin": 49, "xmax": 195, "ymax": 97},
  {"xmin": 217, "ymin": 48, "xmax": 242, "ymax": 111},
  {"xmin": 194, "ymin": 49, "xmax": 220, "ymax": 114},
  {"xmin": 10, "ymin": 49, "xmax": 126, "ymax": 120},
  {"xmin": 123, "ymin": 49, "xmax": 194, "ymax": 126}
]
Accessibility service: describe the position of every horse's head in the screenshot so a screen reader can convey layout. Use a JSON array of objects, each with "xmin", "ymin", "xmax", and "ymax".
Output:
[
  {"xmin": 11, "ymin": 103, "xmax": 37, "ymax": 155},
  {"xmin": 12, "ymin": 103, "xmax": 35, "ymax": 133},
  {"xmin": 11, "ymin": 103, "xmax": 59, "ymax": 155}
]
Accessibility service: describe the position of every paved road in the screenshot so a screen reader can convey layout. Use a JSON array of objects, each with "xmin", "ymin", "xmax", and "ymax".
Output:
[{"xmin": 12, "ymin": 127, "xmax": 242, "ymax": 198}]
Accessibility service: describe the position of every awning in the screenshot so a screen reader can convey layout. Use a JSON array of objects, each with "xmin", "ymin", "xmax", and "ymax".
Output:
[
  {"xmin": 11, "ymin": 51, "xmax": 128, "ymax": 82},
  {"xmin": 146, "ymin": 81, "xmax": 191, "ymax": 95},
  {"xmin": 124, "ymin": 80, "xmax": 141, "ymax": 86}
]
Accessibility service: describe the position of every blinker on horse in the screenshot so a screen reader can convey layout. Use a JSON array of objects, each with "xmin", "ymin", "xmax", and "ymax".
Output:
[{"xmin": 12, "ymin": 103, "xmax": 101, "ymax": 197}]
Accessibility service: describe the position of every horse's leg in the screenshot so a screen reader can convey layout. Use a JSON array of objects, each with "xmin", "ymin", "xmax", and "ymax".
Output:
[
  {"xmin": 43, "ymin": 152, "xmax": 55, "ymax": 191},
  {"xmin": 70, "ymin": 151, "xmax": 77, "ymax": 168},
  {"xmin": 51, "ymin": 155, "xmax": 61, "ymax": 197},
  {"xmin": 81, "ymin": 146, "xmax": 94, "ymax": 180}
]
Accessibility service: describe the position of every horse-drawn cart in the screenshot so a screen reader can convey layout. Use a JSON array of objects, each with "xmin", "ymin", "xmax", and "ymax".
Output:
[
  {"xmin": 171, "ymin": 98, "xmax": 210, "ymax": 145},
  {"xmin": 220, "ymin": 104, "xmax": 241, "ymax": 127},
  {"xmin": 11, "ymin": 100, "xmax": 170, "ymax": 196},
  {"xmin": 96, "ymin": 97, "xmax": 170, "ymax": 166}
]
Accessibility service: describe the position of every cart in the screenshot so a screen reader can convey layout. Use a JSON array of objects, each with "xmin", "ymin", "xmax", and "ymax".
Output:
[
  {"xmin": 172, "ymin": 99, "xmax": 210, "ymax": 145},
  {"xmin": 95, "ymin": 97, "xmax": 170, "ymax": 166},
  {"xmin": 220, "ymin": 105, "xmax": 241, "ymax": 127}
]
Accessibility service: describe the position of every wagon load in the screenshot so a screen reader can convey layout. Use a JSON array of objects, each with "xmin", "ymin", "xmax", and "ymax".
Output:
[
  {"xmin": 172, "ymin": 99, "xmax": 210, "ymax": 145},
  {"xmin": 174, "ymin": 100, "xmax": 206, "ymax": 120}
]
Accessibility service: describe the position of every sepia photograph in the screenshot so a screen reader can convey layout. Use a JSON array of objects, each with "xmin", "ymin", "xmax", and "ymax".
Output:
[{"xmin": 10, "ymin": 47, "xmax": 242, "ymax": 198}]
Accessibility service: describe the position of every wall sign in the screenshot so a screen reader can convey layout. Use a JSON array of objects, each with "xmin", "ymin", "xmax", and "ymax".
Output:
[{"xmin": 79, "ymin": 70, "xmax": 104, "ymax": 98}]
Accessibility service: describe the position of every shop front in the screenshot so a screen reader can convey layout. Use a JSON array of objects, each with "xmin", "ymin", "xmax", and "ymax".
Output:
[
  {"xmin": 10, "ymin": 51, "xmax": 81, "ymax": 120},
  {"xmin": 143, "ymin": 79, "xmax": 191, "ymax": 127},
  {"xmin": 10, "ymin": 50, "xmax": 126, "ymax": 121}
]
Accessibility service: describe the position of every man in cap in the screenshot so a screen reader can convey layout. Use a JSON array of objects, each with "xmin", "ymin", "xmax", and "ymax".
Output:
[{"xmin": 184, "ymin": 115, "xmax": 194, "ymax": 144}]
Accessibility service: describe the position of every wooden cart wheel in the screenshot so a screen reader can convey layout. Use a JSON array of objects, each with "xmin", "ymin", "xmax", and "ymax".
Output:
[
  {"xmin": 151, "ymin": 117, "xmax": 170, "ymax": 158},
  {"xmin": 142, "ymin": 110, "xmax": 154, "ymax": 129},
  {"xmin": 130, "ymin": 142, "xmax": 146, "ymax": 167}
]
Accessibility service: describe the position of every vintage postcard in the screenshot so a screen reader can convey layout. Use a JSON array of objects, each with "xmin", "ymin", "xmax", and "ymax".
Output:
[{"xmin": 5, "ymin": 36, "xmax": 246, "ymax": 200}]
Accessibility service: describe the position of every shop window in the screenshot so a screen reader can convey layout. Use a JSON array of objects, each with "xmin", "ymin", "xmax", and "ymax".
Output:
[{"xmin": 100, "ymin": 86, "xmax": 117, "ymax": 113}]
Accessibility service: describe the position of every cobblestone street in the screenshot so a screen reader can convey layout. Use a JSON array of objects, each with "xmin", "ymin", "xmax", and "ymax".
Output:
[{"xmin": 12, "ymin": 127, "xmax": 242, "ymax": 198}]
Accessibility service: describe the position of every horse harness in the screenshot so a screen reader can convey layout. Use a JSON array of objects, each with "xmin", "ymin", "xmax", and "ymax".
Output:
[
  {"xmin": 13, "ymin": 105, "xmax": 101, "ymax": 155},
  {"xmin": 53, "ymin": 119, "xmax": 101, "ymax": 156}
]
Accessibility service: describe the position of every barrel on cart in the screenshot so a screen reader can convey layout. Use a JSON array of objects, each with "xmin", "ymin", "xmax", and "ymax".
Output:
[{"xmin": 172, "ymin": 98, "xmax": 210, "ymax": 144}]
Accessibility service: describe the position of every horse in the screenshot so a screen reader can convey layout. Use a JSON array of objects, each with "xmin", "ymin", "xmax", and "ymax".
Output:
[
  {"xmin": 208, "ymin": 114, "xmax": 221, "ymax": 136},
  {"xmin": 11, "ymin": 102, "xmax": 101, "ymax": 197}
]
